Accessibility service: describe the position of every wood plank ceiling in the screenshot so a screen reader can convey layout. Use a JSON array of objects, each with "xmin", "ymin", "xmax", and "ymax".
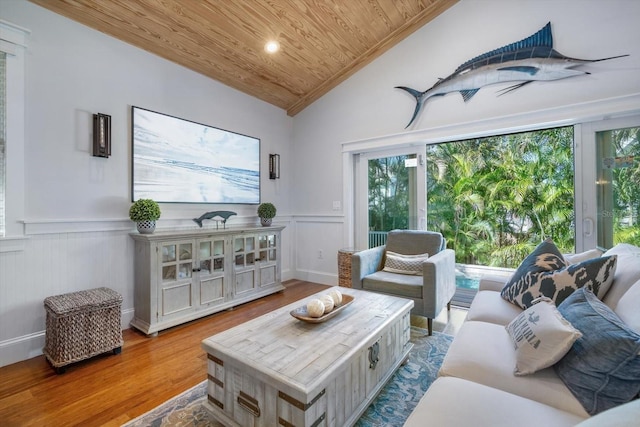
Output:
[{"xmin": 29, "ymin": 0, "xmax": 458, "ymax": 116}]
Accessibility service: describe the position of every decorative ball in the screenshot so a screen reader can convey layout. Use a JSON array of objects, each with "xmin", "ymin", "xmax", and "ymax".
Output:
[
  {"xmin": 320, "ymin": 294, "xmax": 335, "ymax": 314},
  {"xmin": 329, "ymin": 289, "xmax": 343, "ymax": 306},
  {"xmin": 307, "ymin": 299, "xmax": 325, "ymax": 318}
]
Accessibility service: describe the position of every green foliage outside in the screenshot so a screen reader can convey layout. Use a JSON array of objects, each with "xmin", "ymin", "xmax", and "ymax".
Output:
[
  {"xmin": 368, "ymin": 126, "xmax": 640, "ymax": 269},
  {"xmin": 601, "ymin": 127, "xmax": 640, "ymax": 248},
  {"xmin": 426, "ymin": 127, "xmax": 575, "ymax": 268},
  {"xmin": 368, "ymin": 156, "xmax": 412, "ymax": 232}
]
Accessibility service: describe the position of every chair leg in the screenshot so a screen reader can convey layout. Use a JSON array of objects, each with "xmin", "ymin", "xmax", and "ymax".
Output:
[{"xmin": 427, "ymin": 318, "xmax": 433, "ymax": 336}]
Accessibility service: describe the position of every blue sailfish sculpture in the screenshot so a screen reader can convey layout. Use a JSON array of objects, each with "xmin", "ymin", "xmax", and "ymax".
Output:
[
  {"xmin": 193, "ymin": 211, "xmax": 236, "ymax": 229},
  {"xmin": 396, "ymin": 22, "xmax": 628, "ymax": 128}
]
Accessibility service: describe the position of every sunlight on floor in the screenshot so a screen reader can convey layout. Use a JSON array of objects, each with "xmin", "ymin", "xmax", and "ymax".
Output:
[{"xmin": 411, "ymin": 307, "xmax": 467, "ymax": 337}]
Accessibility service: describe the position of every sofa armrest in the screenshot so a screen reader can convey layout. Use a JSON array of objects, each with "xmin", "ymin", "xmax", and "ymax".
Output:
[
  {"xmin": 478, "ymin": 275, "xmax": 509, "ymax": 292},
  {"xmin": 422, "ymin": 249, "xmax": 456, "ymax": 317},
  {"xmin": 351, "ymin": 246, "xmax": 385, "ymax": 289}
]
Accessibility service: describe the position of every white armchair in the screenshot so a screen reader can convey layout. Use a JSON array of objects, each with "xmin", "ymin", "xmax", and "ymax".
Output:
[{"xmin": 351, "ymin": 230, "xmax": 456, "ymax": 335}]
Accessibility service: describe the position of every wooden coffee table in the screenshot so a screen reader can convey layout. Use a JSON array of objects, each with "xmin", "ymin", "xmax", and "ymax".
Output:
[{"xmin": 201, "ymin": 287, "xmax": 414, "ymax": 427}]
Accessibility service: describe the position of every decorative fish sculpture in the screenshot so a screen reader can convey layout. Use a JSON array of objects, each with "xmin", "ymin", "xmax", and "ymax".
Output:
[
  {"xmin": 396, "ymin": 22, "xmax": 628, "ymax": 128},
  {"xmin": 193, "ymin": 211, "xmax": 237, "ymax": 228}
]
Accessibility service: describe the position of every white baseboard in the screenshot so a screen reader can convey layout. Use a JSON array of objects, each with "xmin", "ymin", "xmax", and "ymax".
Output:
[
  {"xmin": 0, "ymin": 308, "xmax": 136, "ymax": 368},
  {"xmin": 294, "ymin": 269, "xmax": 338, "ymax": 287}
]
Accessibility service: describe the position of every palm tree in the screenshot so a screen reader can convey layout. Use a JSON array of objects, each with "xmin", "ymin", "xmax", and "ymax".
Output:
[{"xmin": 425, "ymin": 126, "xmax": 574, "ymax": 268}]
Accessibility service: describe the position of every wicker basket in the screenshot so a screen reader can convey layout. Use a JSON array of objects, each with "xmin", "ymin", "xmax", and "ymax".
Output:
[
  {"xmin": 43, "ymin": 287, "xmax": 123, "ymax": 373},
  {"xmin": 338, "ymin": 248, "xmax": 357, "ymax": 288}
]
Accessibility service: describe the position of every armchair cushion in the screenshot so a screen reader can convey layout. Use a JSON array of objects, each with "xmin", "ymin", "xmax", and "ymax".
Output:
[
  {"xmin": 382, "ymin": 251, "xmax": 430, "ymax": 275},
  {"xmin": 363, "ymin": 270, "xmax": 424, "ymax": 299}
]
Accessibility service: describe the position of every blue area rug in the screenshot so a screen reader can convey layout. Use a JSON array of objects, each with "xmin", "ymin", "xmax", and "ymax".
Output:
[{"xmin": 123, "ymin": 327, "xmax": 452, "ymax": 426}]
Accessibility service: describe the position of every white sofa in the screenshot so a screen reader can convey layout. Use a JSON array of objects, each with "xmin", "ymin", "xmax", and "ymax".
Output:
[{"xmin": 405, "ymin": 243, "xmax": 640, "ymax": 427}]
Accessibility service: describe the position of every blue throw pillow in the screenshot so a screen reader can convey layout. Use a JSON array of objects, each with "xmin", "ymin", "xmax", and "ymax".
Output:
[
  {"xmin": 501, "ymin": 239, "xmax": 617, "ymax": 309},
  {"xmin": 554, "ymin": 287, "xmax": 640, "ymax": 415}
]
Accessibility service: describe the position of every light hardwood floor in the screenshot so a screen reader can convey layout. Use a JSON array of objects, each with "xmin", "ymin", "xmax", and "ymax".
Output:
[{"xmin": 0, "ymin": 280, "xmax": 466, "ymax": 426}]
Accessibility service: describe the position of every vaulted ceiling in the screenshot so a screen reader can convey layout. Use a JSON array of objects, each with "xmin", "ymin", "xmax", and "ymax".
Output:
[{"xmin": 29, "ymin": 0, "xmax": 458, "ymax": 116}]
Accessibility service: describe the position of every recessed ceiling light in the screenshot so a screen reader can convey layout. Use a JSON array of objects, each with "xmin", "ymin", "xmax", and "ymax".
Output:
[{"xmin": 264, "ymin": 40, "xmax": 280, "ymax": 54}]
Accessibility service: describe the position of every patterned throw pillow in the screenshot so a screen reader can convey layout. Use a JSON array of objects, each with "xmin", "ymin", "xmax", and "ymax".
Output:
[
  {"xmin": 505, "ymin": 297, "xmax": 582, "ymax": 376},
  {"xmin": 501, "ymin": 240, "xmax": 617, "ymax": 309},
  {"xmin": 383, "ymin": 251, "xmax": 429, "ymax": 275},
  {"xmin": 555, "ymin": 287, "xmax": 640, "ymax": 415}
]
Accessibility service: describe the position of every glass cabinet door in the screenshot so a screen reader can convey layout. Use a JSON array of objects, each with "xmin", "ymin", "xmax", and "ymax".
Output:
[
  {"xmin": 234, "ymin": 236, "xmax": 256, "ymax": 268},
  {"xmin": 259, "ymin": 234, "xmax": 277, "ymax": 262},
  {"xmin": 162, "ymin": 242, "xmax": 193, "ymax": 282},
  {"xmin": 199, "ymin": 238, "xmax": 225, "ymax": 274}
]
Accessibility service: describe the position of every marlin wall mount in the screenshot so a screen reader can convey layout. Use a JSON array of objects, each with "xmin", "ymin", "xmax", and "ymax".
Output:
[{"xmin": 396, "ymin": 22, "xmax": 628, "ymax": 128}]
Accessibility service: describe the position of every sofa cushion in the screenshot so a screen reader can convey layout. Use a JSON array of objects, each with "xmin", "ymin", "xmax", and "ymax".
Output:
[
  {"xmin": 438, "ymin": 320, "xmax": 588, "ymax": 417},
  {"xmin": 615, "ymin": 279, "xmax": 640, "ymax": 334},
  {"xmin": 574, "ymin": 398, "xmax": 640, "ymax": 427},
  {"xmin": 362, "ymin": 270, "xmax": 423, "ymax": 299},
  {"xmin": 501, "ymin": 240, "xmax": 617, "ymax": 309},
  {"xmin": 506, "ymin": 298, "xmax": 582, "ymax": 376},
  {"xmin": 555, "ymin": 287, "xmax": 640, "ymax": 415},
  {"xmin": 382, "ymin": 251, "xmax": 429, "ymax": 275},
  {"xmin": 467, "ymin": 290, "xmax": 523, "ymax": 325},
  {"xmin": 404, "ymin": 377, "xmax": 586, "ymax": 427},
  {"xmin": 601, "ymin": 243, "xmax": 640, "ymax": 310}
]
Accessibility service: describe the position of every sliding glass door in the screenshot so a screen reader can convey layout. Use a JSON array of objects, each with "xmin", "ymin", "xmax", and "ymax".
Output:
[
  {"xmin": 352, "ymin": 115, "xmax": 639, "ymax": 303},
  {"xmin": 578, "ymin": 116, "xmax": 640, "ymax": 250},
  {"xmin": 355, "ymin": 148, "xmax": 426, "ymax": 250}
]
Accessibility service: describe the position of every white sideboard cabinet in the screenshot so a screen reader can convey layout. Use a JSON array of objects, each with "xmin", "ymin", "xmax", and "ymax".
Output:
[{"xmin": 130, "ymin": 225, "xmax": 285, "ymax": 335}]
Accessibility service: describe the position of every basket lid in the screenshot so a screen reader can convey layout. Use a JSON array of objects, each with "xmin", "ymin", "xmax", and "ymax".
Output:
[{"xmin": 44, "ymin": 287, "xmax": 122, "ymax": 315}]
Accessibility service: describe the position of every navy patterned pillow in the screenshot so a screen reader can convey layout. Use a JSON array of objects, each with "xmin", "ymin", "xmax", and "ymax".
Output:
[{"xmin": 501, "ymin": 240, "xmax": 617, "ymax": 309}]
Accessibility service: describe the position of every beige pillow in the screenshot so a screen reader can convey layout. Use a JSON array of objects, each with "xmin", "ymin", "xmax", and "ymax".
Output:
[
  {"xmin": 601, "ymin": 244, "xmax": 640, "ymax": 309},
  {"xmin": 563, "ymin": 248, "xmax": 603, "ymax": 264},
  {"xmin": 614, "ymin": 278, "xmax": 640, "ymax": 334},
  {"xmin": 383, "ymin": 251, "xmax": 429, "ymax": 275},
  {"xmin": 505, "ymin": 298, "xmax": 582, "ymax": 376}
]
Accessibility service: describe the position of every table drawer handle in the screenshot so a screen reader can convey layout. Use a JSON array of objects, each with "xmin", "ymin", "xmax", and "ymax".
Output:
[
  {"xmin": 237, "ymin": 391, "xmax": 261, "ymax": 417},
  {"xmin": 369, "ymin": 341, "xmax": 380, "ymax": 369}
]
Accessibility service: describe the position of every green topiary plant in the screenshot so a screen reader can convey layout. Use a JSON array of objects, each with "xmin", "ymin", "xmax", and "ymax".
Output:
[
  {"xmin": 129, "ymin": 199, "xmax": 161, "ymax": 222},
  {"xmin": 257, "ymin": 202, "xmax": 276, "ymax": 219}
]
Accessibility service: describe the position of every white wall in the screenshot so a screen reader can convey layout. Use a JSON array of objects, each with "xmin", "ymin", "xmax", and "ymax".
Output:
[
  {"xmin": 290, "ymin": 0, "xmax": 640, "ymax": 280},
  {"xmin": 0, "ymin": 0, "xmax": 294, "ymax": 366}
]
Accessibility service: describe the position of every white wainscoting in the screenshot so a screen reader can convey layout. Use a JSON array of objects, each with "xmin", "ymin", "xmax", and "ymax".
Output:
[
  {"xmin": 293, "ymin": 215, "xmax": 345, "ymax": 286},
  {"xmin": 0, "ymin": 227, "xmax": 135, "ymax": 367},
  {"xmin": 0, "ymin": 216, "xmax": 306, "ymax": 367}
]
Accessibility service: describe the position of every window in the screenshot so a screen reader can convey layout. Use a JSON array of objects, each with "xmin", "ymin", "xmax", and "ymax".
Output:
[
  {"xmin": 0, "ymin": 20, "xmax": 29, "ymax": 239},
  {"xmin": 426, "ymin": 127, "xmax": 575, "ymax": 269},
  {"xmin": 0, "ymin": 52, "xmax": 6, "ymax": 236}
]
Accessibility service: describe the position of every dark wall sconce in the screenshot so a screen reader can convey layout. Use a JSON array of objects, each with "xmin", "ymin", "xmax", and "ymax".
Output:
[
  {"xmin": 269, "ymin": 153, "xmax": 280, "ymax": 179},
  {"xmin": 92, "ymin": 113, "xmax": 111, "ymax": 158}
]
